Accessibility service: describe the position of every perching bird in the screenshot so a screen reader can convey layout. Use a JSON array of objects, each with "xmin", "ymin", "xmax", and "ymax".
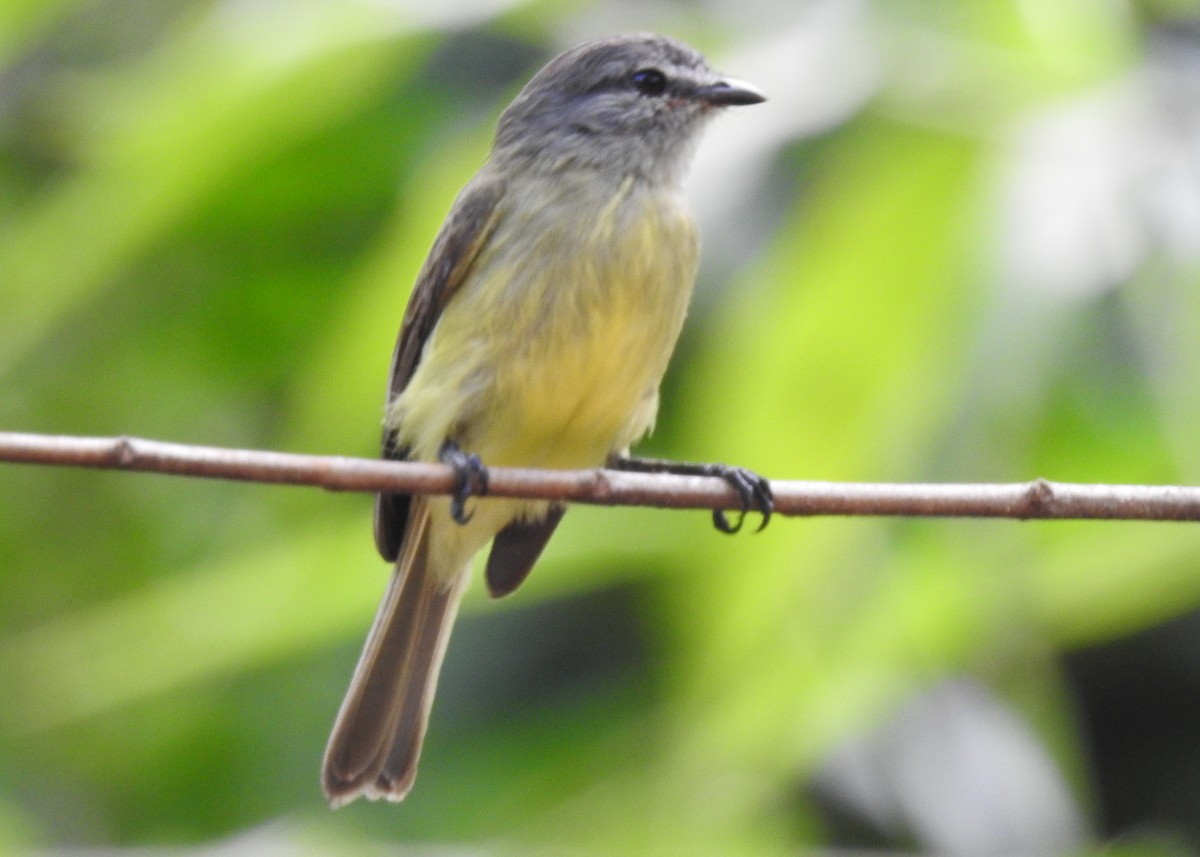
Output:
[{"xmin": 322, "ymin": 32, "xmax": 769, "ymax": 806}]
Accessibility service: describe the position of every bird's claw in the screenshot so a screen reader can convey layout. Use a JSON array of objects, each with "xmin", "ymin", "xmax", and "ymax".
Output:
[
  {"xmin": 707, "ymin": 464, "xmax": 773, "ymax": 535},
  {"xmin": 439, "ymin": 442, "xmax": 489, "ymax": 525}
]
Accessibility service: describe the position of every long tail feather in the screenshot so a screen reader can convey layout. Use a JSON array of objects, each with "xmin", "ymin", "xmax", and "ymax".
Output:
[{"xmin": 322, "ymin": 505, "xmax": 469, "ymax": 805}]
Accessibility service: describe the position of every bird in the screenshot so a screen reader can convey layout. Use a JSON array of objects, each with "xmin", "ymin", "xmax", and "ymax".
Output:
[{"xmin": 322, "ymin": 32, "xmax": 769, "ymax": 806}]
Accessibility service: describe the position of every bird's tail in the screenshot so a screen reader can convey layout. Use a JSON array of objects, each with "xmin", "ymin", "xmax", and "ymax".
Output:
[{"xmin": 322, "ymin": 504, "xmax": 469, "ymax": 806}]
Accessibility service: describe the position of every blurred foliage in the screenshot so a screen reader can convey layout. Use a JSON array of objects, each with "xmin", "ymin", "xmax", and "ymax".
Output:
[{"xmin": 3, "ymin": 0, "xmax": 1200, "ymax": 854}]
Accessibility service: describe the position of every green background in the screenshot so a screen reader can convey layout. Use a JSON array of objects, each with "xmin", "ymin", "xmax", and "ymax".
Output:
[{"xmin": 3, "ymin": 0, "xmax": 1200, "ymax": 853}]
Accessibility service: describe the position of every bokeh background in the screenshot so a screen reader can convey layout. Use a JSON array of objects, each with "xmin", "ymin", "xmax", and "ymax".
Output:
[{"xmin": 3, "ymin": 0, "xmax": 1200, "ymax": 853}]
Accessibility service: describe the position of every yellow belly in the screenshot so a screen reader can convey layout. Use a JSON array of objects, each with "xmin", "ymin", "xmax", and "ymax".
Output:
[
  {"xmin": 480, "ymin": 298, "xmax": 667, "ymax": 468},
  {"xmin": 390, "ymin": 178, "xmax": 698, "ymax": 472}
]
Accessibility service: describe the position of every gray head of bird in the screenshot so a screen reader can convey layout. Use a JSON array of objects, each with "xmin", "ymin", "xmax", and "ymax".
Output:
[{"xmin": 492, "ymin": 33, "xmax": 765, "ymax": 183}]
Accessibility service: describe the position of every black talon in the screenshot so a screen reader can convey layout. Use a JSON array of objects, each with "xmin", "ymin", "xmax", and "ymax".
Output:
[
  {"xmin": 439, "ymin": 441, "xmax": 489, "ymax": 525},
  {"xmin": 745, "ymin": 469, "xmax": 774, "ymax": 533},
  {"xmin": 711, "ymin": 466, "xmax": 750, "ymax": 533},
  {"xmin": 712, "ymin": 508, "xmax": 743, "ymax": 534},
  {"xmin": 608, "ymin": 455, "xmax": 773, "ymax": 534},
  {"xmin": 708, "ymin": 464, "xmax": 773, "ymax": 535}
]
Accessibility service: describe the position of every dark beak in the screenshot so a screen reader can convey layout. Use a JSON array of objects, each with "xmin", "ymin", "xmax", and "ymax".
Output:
[{"xmin": 695, "ymin": 77, "xmax": 766, "ymax": 107}]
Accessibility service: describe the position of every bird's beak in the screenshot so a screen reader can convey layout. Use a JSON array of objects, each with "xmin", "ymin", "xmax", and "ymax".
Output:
[{"xmin": 695, "ymin": 77, "xmax": 766, "ymax": 107}]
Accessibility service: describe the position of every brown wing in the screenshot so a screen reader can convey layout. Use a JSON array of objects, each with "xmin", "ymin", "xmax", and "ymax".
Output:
[
  {"xmin": 373, "ymin": 172, "xmax": 506, "ymax": 561},
  {"xmin": 485, "ymin": 505, "xmax": 565, "ymax": 598}
]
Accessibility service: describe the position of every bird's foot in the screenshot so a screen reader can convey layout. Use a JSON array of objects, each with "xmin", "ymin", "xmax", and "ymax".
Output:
[
  {"xmin": 439, "ymin": 440, "xmax": 489, "ymax": 525},
  {"xmin": 608, "ymin": 455, "xmax": 773, "ymax": 534}
]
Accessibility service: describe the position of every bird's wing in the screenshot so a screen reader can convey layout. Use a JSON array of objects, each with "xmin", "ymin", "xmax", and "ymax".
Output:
[{"xmin": 373, "ymin": 172, "xmax": 506, "ymax": 561}]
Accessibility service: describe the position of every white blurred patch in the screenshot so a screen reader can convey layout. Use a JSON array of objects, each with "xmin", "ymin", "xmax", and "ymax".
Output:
[
  {"xmin": 811, "ymin": 678, "xmax": 1089, "ymax": 853},
  {"xmin": 215, "ymin": 0, "xmax": 533, "ymax": 54},
  {"xmin": 365, "ymin": 0, "xmax": 531, "ymax": 30},
  {"xmin": 688, "ymin": 0, "xmax": 881, "ymax": 234},
  {"xmin": 997, "ymin": 34, "xmax": 1200, "ymax": 301}
]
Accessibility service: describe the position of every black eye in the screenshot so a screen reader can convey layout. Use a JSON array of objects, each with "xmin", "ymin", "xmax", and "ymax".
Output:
[{"xmin": 631, "ymin": 68, "xmax": 668, "ymax": 96}]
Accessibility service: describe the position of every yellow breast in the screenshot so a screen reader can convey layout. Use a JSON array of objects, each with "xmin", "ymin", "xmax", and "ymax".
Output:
[{"xmin": 392, "ymin": 176, "xmax": 698, "ymax": 469}]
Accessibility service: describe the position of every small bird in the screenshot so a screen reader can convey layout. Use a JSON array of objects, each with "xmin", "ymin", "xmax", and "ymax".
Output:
[{"xmin": 322, "ymin": 32, "xmax": 770, "ymax": 806}]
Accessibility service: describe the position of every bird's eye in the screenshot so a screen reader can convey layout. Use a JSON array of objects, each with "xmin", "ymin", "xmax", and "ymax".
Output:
[{"xmin": 631, "ymin": 68, "xmax": 668, "ymax": 96}]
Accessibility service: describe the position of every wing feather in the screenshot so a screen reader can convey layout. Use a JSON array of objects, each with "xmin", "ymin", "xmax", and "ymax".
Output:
[{"xmin": 373, "ymin": 173, "xmax": 506, "ymax": 561}]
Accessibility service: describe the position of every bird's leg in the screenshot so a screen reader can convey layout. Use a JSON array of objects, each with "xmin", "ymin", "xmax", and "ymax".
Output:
[
  {"xmin": 439, "ymin": 439, "xmax": 489, "ymax": 525},
  {"xmin": 608, "ymin": 454, "xmax": 774, "ymax": 534}
]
